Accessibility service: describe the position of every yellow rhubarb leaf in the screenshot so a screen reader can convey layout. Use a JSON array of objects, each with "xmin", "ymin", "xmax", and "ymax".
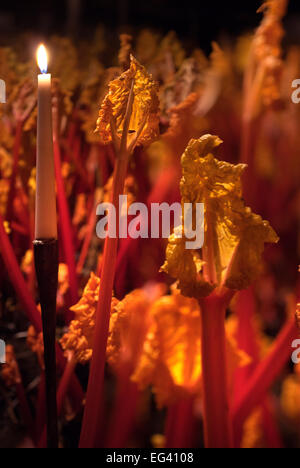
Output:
[
  {"xmin": 107, "ymin": 289, "xmax": 151, "ymax": 372},
  {"xmin": 61, "ymin": 273, "xmax": 118, "ymax": 364},
  {"xmin": 96, "ymin": 55, "xmax": 160, "ymax": 149},
  {"xmin": 163, "ymin": 226, "xmax": 214, "ymax": 299},
  {"xmin": 162, "ymin": 134, "xmax": 279, "ymax": 298},
  {"xmin": 132, "ymin": 290, "xmax": 250, "ymax": 407}
]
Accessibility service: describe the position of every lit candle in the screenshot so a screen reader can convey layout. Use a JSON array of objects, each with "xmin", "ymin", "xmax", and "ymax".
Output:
[{"xmin": 35, "ymin": 44, "xmax": 57, "ymax": 240}]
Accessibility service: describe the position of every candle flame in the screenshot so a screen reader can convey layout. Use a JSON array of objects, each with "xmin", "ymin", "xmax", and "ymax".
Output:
[{"xmin": 37, "ymin": 44, "xmax": 48, "ymax": 74}]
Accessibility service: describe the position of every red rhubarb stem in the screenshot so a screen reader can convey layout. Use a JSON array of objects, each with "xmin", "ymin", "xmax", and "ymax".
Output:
[
  {"xmin": 233, "ymin": 288, "xmax": 259, "ymax": 403},
  {"xmin": 261, "ymin": 397, "xmax": 284, "ymax": 449},
  {"xmin": 53, "ymin": 140, "xmax": 79, "ymax": 307},
  {"xmin": 106, "ymin": 366, "xmax": 139, "ymax": 448},
  {"xmin": 232, "ymin": 316, "xmax": 297, "ymax": 441},
  {"xmin": 165, "ymin": 396, "xmax": 196, "ymax": 448},
  {"xmin": 6, "ymin": 121, "xmax": 23, "ymax": 220},
  {"xmin": 79, "ymin": 79, "xmax": 135, "ymax": 448},
  {"xmin": 0, "ymin": 213, "xmax": 41, "ymax": 331},
  {"xmin": 233, "ymin": 288, "xmax": 284, "ymax": 447},
  {"xmin": 69, "ymin": 136, "xmax": 90, "ymax": 192},
  {"xmin": 199, "ymin": 294, "xmax": 233, "ymax": 448},
  {"xmin": 79, "ymin": 149, "xmax": 130, "ymax": 448},
  {"xmin": 76, "ymin": 190, "xmax": 101, "ymax": 274}
]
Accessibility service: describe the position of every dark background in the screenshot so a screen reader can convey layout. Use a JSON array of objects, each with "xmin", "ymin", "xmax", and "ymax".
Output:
[{"xmin": 0, "ymin": 0, "xmax": 300, "ymax": 50}]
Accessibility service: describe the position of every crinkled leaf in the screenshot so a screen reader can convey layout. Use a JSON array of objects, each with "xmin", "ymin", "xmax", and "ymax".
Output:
[
  {"xmin": 162, "ymin": 134, "xmax": 279, "ymax": 297},
  {"xmin": 96, "ymin": 55, "xmax": 160, "ymax": 148},
  {"xmin": 132, "ymin": 292, "xmax": 250, "ymax": 407}
]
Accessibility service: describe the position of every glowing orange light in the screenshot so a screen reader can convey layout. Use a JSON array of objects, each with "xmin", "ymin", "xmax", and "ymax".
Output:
[{"xmin": 37, "ymin": 44, "xmax": 48, "ymax": 74}]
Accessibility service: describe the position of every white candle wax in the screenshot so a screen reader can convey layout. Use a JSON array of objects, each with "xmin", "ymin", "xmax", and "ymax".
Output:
[{"xmin": 35, "ymin": 72, "xmax": 57, "ymax": 240}]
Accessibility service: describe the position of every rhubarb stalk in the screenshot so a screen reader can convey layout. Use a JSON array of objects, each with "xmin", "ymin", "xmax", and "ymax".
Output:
[
  {"xmin": 199, "ymin": 293, "xmax": 233, "ymax": 448},
  {"xmin": 6, "ymin": 121, "xmax": 23, "ymax": 221},
  {"xmin": 53, "ymin": 97, "xmax": 79, "ymax": 309},
  {"xmin": 79, "ymin": 81, "xmax": 135, "ymax": 448},
  {"xmin": 106, "ymin": 365, "xmax": 139, "ymax": 448},
  {"xmin": 165, "ymin": 396, "xmax": 196, "ymax": 448},
  {"xmin": 0, "ymin": 213, "xmax": 41, "ymax": 331},
  {"xmin": 232, "ymin": 314, "xmax": 297, "ymax": 439},
  {"xmin": 53, "ymin": 139, "xmax": 79, "ymax": 307}
]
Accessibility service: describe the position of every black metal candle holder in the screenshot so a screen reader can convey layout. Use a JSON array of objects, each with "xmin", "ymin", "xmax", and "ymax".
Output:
[{"xmin": 33, "ymin": 238, "xmax": 59, "ymax": 449}]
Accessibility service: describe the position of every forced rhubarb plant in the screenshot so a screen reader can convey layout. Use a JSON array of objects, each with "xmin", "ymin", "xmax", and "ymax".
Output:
[
  {"xmin": 241, "ymin": 0, "xmax": 288, "ymax": 206},
  {"xmin": 161, "ymin": 134, "xmax": 279, "ymax": 447},
  {"xmin": 78, "ymin": 55, "xmax": 160, "ymax": 447},
  {"xmin": 1, "ymin": 2, "xmax": 300, "ymax": 449}
]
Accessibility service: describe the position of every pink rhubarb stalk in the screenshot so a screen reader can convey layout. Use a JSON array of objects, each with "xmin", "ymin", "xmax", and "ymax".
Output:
[
  {"xmin": 76, "ymin": 190, "xmax": 101, "ymax": 274},
  {"xmin": 79, "ymin": 82, "xmax": 135, "ymax": 448},
  {"xmin": 53, "ymin": 139, "xmax": 79, "ymax": 307},
  {"xmin": 199, "ymin": 292, "xmax": 233, "ymax": 448},
  {"xmin": 106, "ymin": 365, "xmax": 139, "ymax": 448},
  {"xmin": 165, "ymin": 396, "xmax": 196, "ymax": 448},
  {"xmin": 79, "ymin": 149, "xmax": 130, "ymax": 447},
  {"xmin": 0, "ymin": 213, "xmax": 42, "ymax": 331},
  {"xmin": 232, "ymin": 315, "xmax": 297, "ymax": 440},
  {"xmin": 6, "ymin": 121, "xmax": 23, "ymax": 220}
]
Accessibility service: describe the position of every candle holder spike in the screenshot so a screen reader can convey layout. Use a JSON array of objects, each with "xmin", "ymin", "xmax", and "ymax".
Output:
[{"xmin": 33, "ymin": 238, "xmax": 59, "ymax": 449}]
